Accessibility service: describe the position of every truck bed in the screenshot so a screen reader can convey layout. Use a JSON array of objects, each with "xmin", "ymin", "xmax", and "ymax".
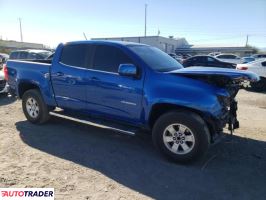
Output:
[{"xmin": 6, "ymin": 59, "xmax": 56, "ymax": 105}]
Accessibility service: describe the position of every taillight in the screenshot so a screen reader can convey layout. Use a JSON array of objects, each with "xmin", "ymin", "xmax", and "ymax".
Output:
[
  {"xmin": 236, "ymin": 65, "xmax": 248, "ymax": 70},
  {"xmin": 3, "ymin": 64, "xmax": 8, "ymax": 80}
]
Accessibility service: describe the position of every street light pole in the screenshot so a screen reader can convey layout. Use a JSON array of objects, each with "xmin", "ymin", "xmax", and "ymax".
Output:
[
  {"xmin": 144, "ymin": 4, "xmax": 147, "ymax": 37},
  {"xmin": 19, "ymin": 18, "xmax": 23, "ymax": 42}
]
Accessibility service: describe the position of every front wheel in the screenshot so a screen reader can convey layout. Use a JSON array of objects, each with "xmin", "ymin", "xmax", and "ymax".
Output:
[
  {"xmin": 152, "ymin": 111, "xmax": 210, "ymax": 163},
  {"xmin": 22, "ymin": 89, "xmax": 50, "ymax": 124}
]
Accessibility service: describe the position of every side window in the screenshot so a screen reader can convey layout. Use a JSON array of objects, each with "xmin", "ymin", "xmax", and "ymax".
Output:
[
  {"xmin": 198, "ymin": 57, "xmax": 206, "ymax": 62},
  {"xmin": 262, "ymin": 61, "xmax": 266, "ymax": 67},
  {"xmin": 93, "ymin": 45, "xmax": 132, "ymax": 73},
  {"xmin": 207, "ymin": 57, "xmax": 215, "ymax": 62},
  {"xmin": 60, "ymin": 44, "xmax": 88, "ymax": 68},
  {"xmin": 229, "ymin": 55, "xmax": 237, "ymax": 59},
  {"xmin": 217, "ymin": 55, "xmax": 226, "ymax": 59}
]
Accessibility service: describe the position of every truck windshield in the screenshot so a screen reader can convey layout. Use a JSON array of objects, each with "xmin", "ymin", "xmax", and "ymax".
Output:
[{"xmin": 128, "ymin": 45, "xmax": 183, "ymax": 72}]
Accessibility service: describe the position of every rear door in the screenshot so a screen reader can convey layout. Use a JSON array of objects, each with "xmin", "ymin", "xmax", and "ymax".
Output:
[
  {"xmin": 85, "ymin": 44, "xmax": 144, "ymax": 124},
  {"xmin": 51, "ymin": 44, "xmax": 92, "ymax": 111}
]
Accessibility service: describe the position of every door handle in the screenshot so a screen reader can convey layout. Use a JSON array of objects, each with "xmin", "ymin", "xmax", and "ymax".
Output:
[{"xmin": 56, "ymin": 72, "xmax": 64, "ymax": 76}]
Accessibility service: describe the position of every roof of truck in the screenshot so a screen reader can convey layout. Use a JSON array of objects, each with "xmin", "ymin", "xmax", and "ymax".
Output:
[{"xmin": 65, "ymin": 40, "xmax": 149, "ymax": 47}]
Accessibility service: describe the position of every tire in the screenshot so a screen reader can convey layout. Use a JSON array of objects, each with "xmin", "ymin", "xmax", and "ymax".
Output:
[
  {"xmin": 152, "ymin": 111, "xmax": 210, "ymax": 163},
  {"xmin": 250, "ymin": 78, "xmax": 266, "ymax": 92},
  {"xmin": 22, "ymin": 89, "xmax": 50, "ymax": 124}
]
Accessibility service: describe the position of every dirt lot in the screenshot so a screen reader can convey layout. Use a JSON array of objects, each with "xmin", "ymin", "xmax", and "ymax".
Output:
[{"xmin": 0, "ymin": 90, "xmax": 265, "ymax": 200}]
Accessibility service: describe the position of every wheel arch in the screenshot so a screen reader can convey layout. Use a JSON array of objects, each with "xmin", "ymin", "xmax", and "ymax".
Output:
[
  {"xmin": 18, "ymin": 81, "xmax": 41, "ymax": 99},
  {"xmin": 148, "ymin": 103, "xmax": 216, "ymax": 138}
]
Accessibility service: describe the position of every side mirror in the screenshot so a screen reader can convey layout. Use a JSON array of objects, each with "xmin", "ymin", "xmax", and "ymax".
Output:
[{"xmin": 118, "ymin": 64, "xmax": 137, "ymax": 77}]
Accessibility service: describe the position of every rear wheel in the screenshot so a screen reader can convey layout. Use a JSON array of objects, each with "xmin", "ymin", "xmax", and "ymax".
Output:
[
  {"xmin": 152, "ymin": 111, "xmax": 210, "ymax": 163},
  {"xmin": 22, "ymin": 89, "xmax": 50, "ymax": 124}
]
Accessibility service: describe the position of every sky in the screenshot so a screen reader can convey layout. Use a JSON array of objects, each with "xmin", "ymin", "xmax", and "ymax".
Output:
[{"xmin": 0, "ymin": 0, "xmax": 266, "ymax": 48}]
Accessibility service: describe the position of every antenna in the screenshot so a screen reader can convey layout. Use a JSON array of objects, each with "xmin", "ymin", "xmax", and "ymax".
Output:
[{"xmin": 144, "ymin": 4, "xmax": 147, "ymax": 37}]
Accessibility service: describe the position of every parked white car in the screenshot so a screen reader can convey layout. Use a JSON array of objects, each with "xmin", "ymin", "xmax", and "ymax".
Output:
[
  {"xmin": 237, "ymin": 59, "xmax": 266, "ymax": 91},
  {"xmin": 251, "ymin": 54, "xmax": 266, "ymax": 60},
  {"xmin": 215, "ymin": 54, "xmax": 241, "ymax": 64}
]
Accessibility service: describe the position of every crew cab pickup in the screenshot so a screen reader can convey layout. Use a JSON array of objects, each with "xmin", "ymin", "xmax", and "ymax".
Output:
[{"xmin": 4, "ymin": 41, "xmax": 259, "ymax": 163}]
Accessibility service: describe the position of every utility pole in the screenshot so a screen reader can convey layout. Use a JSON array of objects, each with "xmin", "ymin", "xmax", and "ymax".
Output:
[
  {"xmin": 144, "ymin": 4, "xmax": 147, "ymax": 37},
  {"xmin": 19, "ymin": 18, "xmax": 23, "ymax": 42},
  {"xmin": 245, "ymin": 34, "xmax": 249, "ymax": 47}
]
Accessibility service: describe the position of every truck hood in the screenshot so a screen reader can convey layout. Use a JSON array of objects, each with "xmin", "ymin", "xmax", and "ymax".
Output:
[{"xmin": 168, "ymin": 67, "xmax": 259, "ymax": 82}]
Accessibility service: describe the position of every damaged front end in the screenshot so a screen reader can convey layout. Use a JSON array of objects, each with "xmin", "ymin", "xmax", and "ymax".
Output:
[
  {"xmin": 189, "ymin": 75, "xmax": 242, "ymax": 135},
  {"xmin": 169, "ymin": 67, "xmax": 260, "ymax": 137}
]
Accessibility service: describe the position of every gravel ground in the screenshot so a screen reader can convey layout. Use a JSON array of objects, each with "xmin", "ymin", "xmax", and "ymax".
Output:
[{"xmin": 0, "ymin": 90, "xmax": 265, "ymax": 200}]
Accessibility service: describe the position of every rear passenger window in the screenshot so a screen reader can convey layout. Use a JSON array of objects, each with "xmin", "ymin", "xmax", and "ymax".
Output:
[
  {"xmin": 60, "ymin": 44, "xmax": 88, "ymax": 68},
  {"xmin": 93, "ymin": 45, "xmax": 132, "ymax": 73}
]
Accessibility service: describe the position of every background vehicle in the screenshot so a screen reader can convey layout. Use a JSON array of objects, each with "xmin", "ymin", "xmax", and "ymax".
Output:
[
  {"xmin": 241, "ymin": 57, "xmax": 255, "ymax": 64},
  {"xmin": 183, "ymin": 55, "xmax": 236, "ymax": 68},
  {"xmin": 215, "ymin": 54, "xmax": 241, "ymax": 64},
  {"xmin": 9, "ymin": 49, "xmax": 52, "ymax": 60},
  {"xmin": 5, "ymin": 41, "xmax": 259, "ymax": 163},
  {"xmin": 168, "ymin": 53, "xmax": 183, "ymax": 63},
  {"xmin": 252, "ymin": 54, "xmax": 266, "ymax": 60},
  {"xmin": 237, "ymin": 59, "xmax": 266, "ymax": 91}
]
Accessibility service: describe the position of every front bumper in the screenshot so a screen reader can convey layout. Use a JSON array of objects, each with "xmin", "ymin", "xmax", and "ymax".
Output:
[{"xmin": 206, "ymin": 99, "xmax": 239, "ymax": 142}]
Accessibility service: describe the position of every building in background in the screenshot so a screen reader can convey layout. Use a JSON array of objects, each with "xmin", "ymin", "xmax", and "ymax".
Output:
[
  {"xmin": 176, "ymin": 44, "xmax": 256, "ymax": 57},
  {"xmin": 0, "ymin": 40, "xmax": 45, "ymax": 53},
  {"xmin": 92, "ymin": 36, "xmax": 189, "ymax": 54}
]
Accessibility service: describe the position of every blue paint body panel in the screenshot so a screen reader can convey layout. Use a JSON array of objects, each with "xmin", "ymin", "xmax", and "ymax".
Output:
[{"xmin": 6, "ymin": 40, "xmax": 259, "ymax": 130}]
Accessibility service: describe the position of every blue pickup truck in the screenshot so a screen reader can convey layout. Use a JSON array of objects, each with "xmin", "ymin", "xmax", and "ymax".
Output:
[{"xmin": 4, "ymin": 40, "xmax": 259, "ymax": 163}]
